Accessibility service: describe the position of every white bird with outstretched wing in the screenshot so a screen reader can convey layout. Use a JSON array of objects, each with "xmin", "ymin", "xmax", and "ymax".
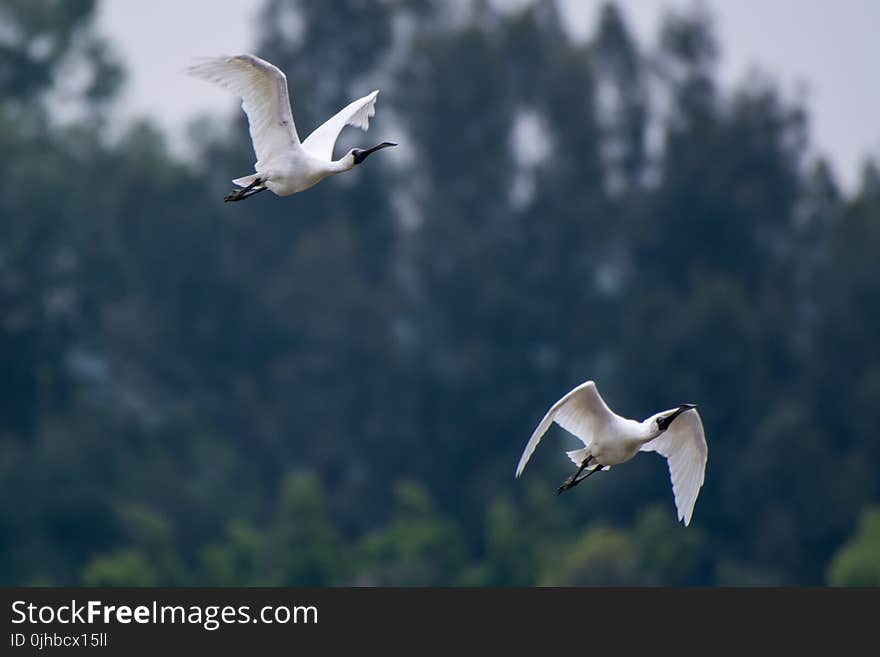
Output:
[
  {"xmin": 186, "ymin": 54, "xmax": 396, "ymax": 202},
  {"xmin": 516, "ymin": 379, "xmax": 708, "ymax": 526}
]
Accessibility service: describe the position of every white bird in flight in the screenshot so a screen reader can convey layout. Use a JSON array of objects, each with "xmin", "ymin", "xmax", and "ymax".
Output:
[
  {"xmin": 186, "ymin": 54, "xmax": 397, "ymax": 202},
  {"xmin": 516, "ymin": 380, "xmax": 707, "ymax": 526}
]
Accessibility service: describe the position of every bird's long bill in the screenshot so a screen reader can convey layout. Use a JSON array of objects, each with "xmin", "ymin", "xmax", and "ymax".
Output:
[
  {"xmin": 658, "ymin": 404, "xmax": 697, "ymax": 431},
  {"xmin": 354, "ymin": 142, "xmax": 397, "ymax": 164},
  {"xmin": 669, "ymin": 404, "xmax": 697, "ymax": 423}
]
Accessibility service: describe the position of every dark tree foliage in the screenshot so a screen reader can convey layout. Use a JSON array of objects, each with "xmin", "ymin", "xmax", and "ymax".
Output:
[{"xmin": 1, "ymin": 0, "xmax": 877, "ymax": 586}]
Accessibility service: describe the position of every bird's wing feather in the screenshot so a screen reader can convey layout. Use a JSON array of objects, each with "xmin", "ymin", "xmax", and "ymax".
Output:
[
  {"xmin": 186, "ymin": 54, "xmax": 300, "ymax": 169},
  {"xmin": 515, "ymin": 381, "xmax": 614, "ymax": 478},
  {"xmin": 640, "ymin": 409, "xmax": 707, "ymax": 526},
  {"xmin": 302, "ymin": 90, "xmax": 379, "ymax": 161}
]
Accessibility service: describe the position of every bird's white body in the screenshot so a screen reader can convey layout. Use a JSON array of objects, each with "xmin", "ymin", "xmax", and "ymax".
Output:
[
  {"xmin": 516, "ymin": 380, "xmax": 708, "ymax": 526},
  {"xmin": 586, "ymin": 415, "xmax": 650, "ymax": 466},
  {"xmin": 186, "ymin": 54, "xmax": 390, "ymax": 199},
  {"xmin": 254, "ymin": 147, "xmax": 352, "ymax": 196}
]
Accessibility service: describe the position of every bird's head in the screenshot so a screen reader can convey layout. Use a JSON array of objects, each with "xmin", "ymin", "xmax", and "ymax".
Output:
[
  {"xmin": 651, "ymin": 404, "xmax": 697, "ymax": 432},
  {"xmin": 350, "ymin": 141, "xmax": 398, "ymax": 165}
]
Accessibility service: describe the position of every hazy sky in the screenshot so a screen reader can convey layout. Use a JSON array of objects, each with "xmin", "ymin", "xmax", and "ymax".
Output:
[{"xmin": 98, "ymin": 0, "xmax": 879, "ymax": 190}]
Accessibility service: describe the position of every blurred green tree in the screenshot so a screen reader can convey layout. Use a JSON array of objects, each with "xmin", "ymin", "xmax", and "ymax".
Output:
[
  {"xmin": 539, "ymin": 525, "xmax": 642, "ymax": 586},
  {"xmin": 80, "ymin": 504, "xmax": 184, "ymax": 585},
  {"xmin": 200, "ymin": 521, "xmax": 267, "ymax": 586},
  {"xmin": 827, "ymin": 507, "xmax": 880, "ymax": 586},
  {"xmin": 272, "ymin": 472, "xmax": 346, "ymax": 585},
  {"xmin": 358, "ymin": 480, "xmax": 467, "ymax": 585}
]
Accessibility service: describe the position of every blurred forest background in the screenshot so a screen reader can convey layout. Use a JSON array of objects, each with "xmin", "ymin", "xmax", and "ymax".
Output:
[{"xmin": 1, "ymin": 0, "xmax": 879, "ymax": 586}]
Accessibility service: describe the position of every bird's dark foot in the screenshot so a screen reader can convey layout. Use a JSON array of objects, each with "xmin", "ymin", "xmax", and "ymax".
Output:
[
  {"xmin": 556, "ymin": 462, "xmax": 603, "ymax": 496},
  {"xmin": 557, "ymin": 477, "xmax": 576, "ymax": 496},
  {"xmin": 224, "ymin": 181, "xmax": 267, "ymax": 203}
]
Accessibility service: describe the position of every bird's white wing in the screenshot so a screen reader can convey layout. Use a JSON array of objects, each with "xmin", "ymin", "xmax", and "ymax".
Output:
[
  {"xmin": 301, "ymin": 90, "xmax": 379, "ymax": 161},
  {"xmin": 515, "ymin": 380, "xmax": 615, "ymax": 478},
  {"xmin": 640, "ymin": 409, "xmax": 707, "ymax": 526},
  {"xmin": 186, "ymin": 54, "xmax": 300, "ymax": 169}
]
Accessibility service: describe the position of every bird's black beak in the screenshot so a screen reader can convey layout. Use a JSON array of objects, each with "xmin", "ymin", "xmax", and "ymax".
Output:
[
  {"xmin": 657, "ymin": 404, "xmax": 697, "ymax": 431},
  {"xmin": 352, "ymin": 141, "xmax": 397, "ymax": 165}
]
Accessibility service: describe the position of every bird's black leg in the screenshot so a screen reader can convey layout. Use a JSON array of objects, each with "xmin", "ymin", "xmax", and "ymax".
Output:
[
  {"xmin": 557, "ymin": 455, "xmax": 592, "ymax": 496},
  {"xmin": 571, "ymin": 463, "xmax": 604, "ymax": 486},
  {"xmin": 224, "ymin": 178, "xmax": 264, "ymax": 202},
  {"xmin": 237, "ymin": 185, "xmax": 269, "ymax": 201}
]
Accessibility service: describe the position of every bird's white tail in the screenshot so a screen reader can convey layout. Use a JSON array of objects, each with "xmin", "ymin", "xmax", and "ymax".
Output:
[
  {"xmin": 565, "ymin": 448, "xmax": 609, "ymax": 471},
  {"xmin": 566, "ymin": 448, "xmax": 590, "ymax": 465},
  {"xmin": 232, "ymin": 174, "xmax": 260, "ymax": 188}
]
